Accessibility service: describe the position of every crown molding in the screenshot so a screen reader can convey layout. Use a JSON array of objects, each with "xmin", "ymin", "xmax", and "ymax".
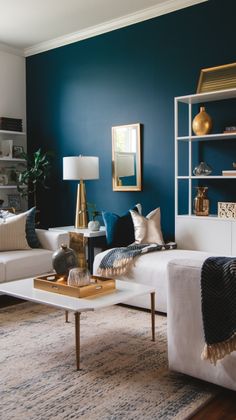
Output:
[
  {"xmin": 24, "ymin": 0, "xmax": 207, "ymax": 57},
  {"xmin": 0, "ymin": 42, "xmax": 24, "ymax": 57}
]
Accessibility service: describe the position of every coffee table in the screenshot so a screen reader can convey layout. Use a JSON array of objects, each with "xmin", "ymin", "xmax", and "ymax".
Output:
[{"xmin": 0, "ymin": 278, "xmax": 156, "ymax": 370}]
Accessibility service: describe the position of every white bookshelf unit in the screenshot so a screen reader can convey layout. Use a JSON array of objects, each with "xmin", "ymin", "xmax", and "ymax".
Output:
[
  {"xmin": 175, "ymin": 88, "xmax": 236, "ymax": 255},
  {"xmin": 0, "ymin": 130, "xmax": 27, "ymax": 211}
]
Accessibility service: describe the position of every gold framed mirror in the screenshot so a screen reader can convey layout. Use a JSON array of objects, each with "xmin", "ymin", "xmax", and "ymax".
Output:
[{"xmin": 112, "ymin": 123, "xmax": 141, "ymax": 191}]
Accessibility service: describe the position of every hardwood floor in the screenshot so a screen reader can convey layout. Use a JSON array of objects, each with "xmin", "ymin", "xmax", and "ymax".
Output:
[
  {"xmin": 1, "ymin": 295, "xmax": 236, "ymax": 419},
  {"xmin": 192, "ymin": 390, "xmax": 236, "ymax": 420}
]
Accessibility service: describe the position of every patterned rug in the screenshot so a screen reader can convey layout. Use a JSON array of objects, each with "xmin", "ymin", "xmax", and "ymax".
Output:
[{"xmin": 0, "ymin": 302, "xmax": 218, "ymax": 420}]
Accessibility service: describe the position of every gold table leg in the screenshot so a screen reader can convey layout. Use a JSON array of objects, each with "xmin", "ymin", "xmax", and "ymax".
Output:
[
  {"xmin": 65, "ymin": 310, "xmax": 69, "ymax": 323},
  {"xmin": 74, "ymin": 312, "xmax": 81, "ymax": 370},
  {"xmin": 151, "ymin": 292, "xmax": 155, "ymax": 341}
]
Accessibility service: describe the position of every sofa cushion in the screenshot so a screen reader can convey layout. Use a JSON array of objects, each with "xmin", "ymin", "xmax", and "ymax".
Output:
[
  {"xmin": 130, "ymin": 207, "xmax": 164, "ymax": 245},
  {"xmin": 102, "ymin": 204, "xmax": 141, "ymax": 248},
  {"xmin": 0, "ymin": 249, "xmax": 54, "ymax": 282},
  {"xmin": 1, "ymin": 207, "xmax": 40, "ymax": 248},
  {"xmin": 0, "ymin": 213, "xmax": 30, "ymax": 251}
]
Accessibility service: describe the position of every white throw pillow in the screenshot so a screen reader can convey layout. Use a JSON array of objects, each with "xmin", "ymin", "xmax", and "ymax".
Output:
[
  {"xmin": 0, "ymin": 212, "xmax": 30, "ymax": 251},
  {"xmin": 130, "ymin": 207, "xmax": 164, "ymax": 245}
]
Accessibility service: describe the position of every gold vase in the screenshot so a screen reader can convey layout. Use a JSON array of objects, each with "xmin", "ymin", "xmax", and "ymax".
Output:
[
  {"xmin": 193, "ymin": 186, "xmax": 209, "ymax": 216},
  {"xmin": 192, "ymin": 106, "xmax": 212, "ymax": 136}
]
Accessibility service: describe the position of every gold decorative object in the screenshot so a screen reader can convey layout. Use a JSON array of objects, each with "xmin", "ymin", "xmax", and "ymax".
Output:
[
  {"xmin": 197, "ymin": 62, "xmax": 236, "ymax": 93},
  {"xmin": 193, "ymin": 186, "xmax": 209, "ymax": 216},
  {"xmin": 34, "ymin": 274, "xmax": 116, "ymax": 298},
  {"xmin": 69, "ymin": 232, "xmax": 87, "ymax": 268},
  {"xmin": 192, "ymin": 107, "xmax": 212, "ymax": 136},
  {"xmin": 218, "ymin": 202, "xmax": 236, "ymax": 219}
]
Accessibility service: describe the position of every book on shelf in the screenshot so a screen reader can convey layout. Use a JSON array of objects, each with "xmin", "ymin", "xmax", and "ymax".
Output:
[{"xmin": 222, "ymin": 170, "xmax": 236, "ymax": 176}]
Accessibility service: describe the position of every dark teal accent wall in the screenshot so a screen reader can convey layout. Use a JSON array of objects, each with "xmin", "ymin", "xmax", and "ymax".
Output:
[{"xmin": 26, "ymin": 0, "xmax": 236, "ymax": 239}]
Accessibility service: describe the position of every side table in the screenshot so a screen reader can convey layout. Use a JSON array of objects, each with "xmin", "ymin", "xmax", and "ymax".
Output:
[{"xmin": 49, "ymin": 226, "xmax": 107, "ymax": 272}]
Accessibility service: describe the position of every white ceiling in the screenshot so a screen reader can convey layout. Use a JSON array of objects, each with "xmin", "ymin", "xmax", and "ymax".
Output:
[{"xmin": 0, "ymin": 0, "xmax": 207, "ymax": 56}]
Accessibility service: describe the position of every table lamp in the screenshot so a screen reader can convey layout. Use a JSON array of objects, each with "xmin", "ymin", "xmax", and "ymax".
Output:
[{"xmin": 63, "ymin": 156, "xmax": 99, "ymax": 228}]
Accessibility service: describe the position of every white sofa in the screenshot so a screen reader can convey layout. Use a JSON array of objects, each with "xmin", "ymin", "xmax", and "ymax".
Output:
[
  {"xmin": 0, "ymin": 229, "xmax": 69, "ymax": 283},
  {"xmin": 167, "ymin": 258, "xmax": 236, "ymax": 391},
  {"xmin": 93, "ymin": 248, "xmax": 211, "ymax": 313}
]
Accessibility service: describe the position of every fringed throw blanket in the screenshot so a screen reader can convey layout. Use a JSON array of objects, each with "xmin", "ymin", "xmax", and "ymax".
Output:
[
  {"xmin": 201, "ymin": 256, "xmax": 236, "ymax": 365},
  {"xmin": 97, "ymin": 242, "xmax": 177, "ymax": 276}
]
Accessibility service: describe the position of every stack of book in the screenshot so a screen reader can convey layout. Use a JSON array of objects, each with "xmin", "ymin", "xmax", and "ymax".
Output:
[
  {"xmin": 222, "ymin": 170, "xmax": 236, "ymax": 176},
  {"xmin": 0, "ymin": 117, "xmax": 23, "ymax": 132}
]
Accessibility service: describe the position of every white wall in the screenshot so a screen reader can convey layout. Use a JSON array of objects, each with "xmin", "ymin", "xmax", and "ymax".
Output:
[
  {"xmin": 0, "ymin": 49, "xmax": 26, "ymax": 210},
  {"xmin": 0, "ymin": 49, "xmax": 26, "ymax": 130}
]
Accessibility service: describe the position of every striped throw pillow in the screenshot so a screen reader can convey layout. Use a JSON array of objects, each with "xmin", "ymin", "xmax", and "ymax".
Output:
[{"xmin": 0, "ymin": 212, "xmax": 30, "ymax": 251}]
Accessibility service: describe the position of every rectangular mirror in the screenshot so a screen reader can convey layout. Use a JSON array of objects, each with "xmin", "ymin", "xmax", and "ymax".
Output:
[{"xmin": 112, "ymin": 123, "xmax": 141, "ymax": 191}]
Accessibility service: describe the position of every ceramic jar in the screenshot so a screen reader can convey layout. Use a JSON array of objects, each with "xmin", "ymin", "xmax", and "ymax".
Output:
[
  {"xmin": 52, "ymin": 244, "xmax": 78, "ymax": 276},
  {"xmin": 88, "ymin": 220, "xmax": 100, "ymax": 231},
  {"xmin": 192, "ymin": 106, "xmax": 212, "ymax": 136}
]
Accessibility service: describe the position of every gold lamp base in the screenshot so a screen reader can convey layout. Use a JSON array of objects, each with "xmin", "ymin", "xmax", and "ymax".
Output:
[{"xmin": 75, "ymin": 180, "xmax": 88, "ymax": 228}]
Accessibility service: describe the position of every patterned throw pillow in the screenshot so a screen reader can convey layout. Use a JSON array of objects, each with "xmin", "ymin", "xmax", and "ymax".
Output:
[
  {"xmin": 0, "ymin": 212, "xmax": 30, "ymax": 251},
  {"xmin": 130, "ymin": 207, "xmax": 164, "ymax": 245},
  {"xmin": 102, "ymin": 204, "xmax": 142, "ymax": 248}
]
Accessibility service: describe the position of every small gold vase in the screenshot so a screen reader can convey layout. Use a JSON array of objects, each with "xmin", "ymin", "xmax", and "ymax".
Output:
[
  {"xmin": 193, "ymin": 186, "xmax": 209, "ymax": 216},
  {"xmin": 192, "ymin": 106, "xmax": 212, "ymax": 136}
]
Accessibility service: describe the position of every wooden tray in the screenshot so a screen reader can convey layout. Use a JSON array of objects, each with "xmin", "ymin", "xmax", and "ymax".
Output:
[{"xmin": 34, "ymin": 274, "xmax": 116, "ymax": 298}]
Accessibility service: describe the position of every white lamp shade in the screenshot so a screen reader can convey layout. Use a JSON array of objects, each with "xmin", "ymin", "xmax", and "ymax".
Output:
[{"xmin": 63, "ymin": 156, "xmax": 99, "ymax": 180}]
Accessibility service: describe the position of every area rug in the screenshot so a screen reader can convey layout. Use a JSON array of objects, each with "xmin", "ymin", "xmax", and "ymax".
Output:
[{"xmin": 0, "ymin": 302, "xmax": 218, "ymax": 420}]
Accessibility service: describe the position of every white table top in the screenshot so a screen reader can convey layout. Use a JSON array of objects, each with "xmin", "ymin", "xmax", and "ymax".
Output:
[
  {"xmin": 0, "ymin": 278, "xmax": 155, "ymax": 312},
  {"xmin": 49, "ymin": 226, "xmax": 106, "ymax": 238}
]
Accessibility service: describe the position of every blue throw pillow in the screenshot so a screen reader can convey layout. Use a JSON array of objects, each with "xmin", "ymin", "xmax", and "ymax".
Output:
[
  {"xmin": 25, "ymin": 207, "xmax": 41, "ymax": 248},
  {"xmin": 102, "ymin": 205, "xmax": 141, "ymax": 248}
]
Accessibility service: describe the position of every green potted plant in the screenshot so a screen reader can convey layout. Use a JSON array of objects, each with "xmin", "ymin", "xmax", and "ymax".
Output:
[{"xmin": 17, "ymin": 148, "xmax": 53, "ymax": 208}]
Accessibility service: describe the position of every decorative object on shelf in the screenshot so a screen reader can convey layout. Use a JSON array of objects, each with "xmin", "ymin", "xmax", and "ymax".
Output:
[
  {"xmin": 12, "ymin": 145, "xmax": 24, "ymax": 158},
  {"xmin": 224, "ymin": 126, "xmax": 236, "ymax": 134},
  {"xmin": 233, "ymin": 162, "xmax": 236, "ymax": 168},
  {"xmin": 0, "ymin": 117, "xmax": 22, "ymax": 132},
  {"xmin": 222, "ymin": 170, "xmax": 236, "ymax": 176},
  {"xmin": 193, "ymin": 186, "xmax": 209, "ymax": 216},
  {"xmin": 196, "ymin": 62, "xmax": 236, "ymax": 94},
  {"xmin": 63, "ymin": 155, "xmax": 99, "ymax": 229},
  {"xmin": 0, "ymin": 168, "xmax": 8, "ymax": 185},
  {"xmin": 218, "ymin": 202, "xmax": 236, "ymax": 219},
  {"xmin": 193, "ymin": 162, "xmax": 212, "ymax": 176},
  {"xmin": 192, "ymin": 107, "xmax": 212, "ymax": 136},
  {"xmin": 0, "ymin": 140, "xmax": 13, "ymax": 158},
  {"xmin": 17, "ymin": 148, "xmax": 53, "ymax": 208},
  {"xmin": 52, "ymin": 244, "xmax": 78, "ymax": 276},
  {"xmin": 67, "ymin": 267, "xmax": 91, "ymax": 287},
  {"xmin": 7, "ymin": 194, "xmax": 21, "ymax": 211}
]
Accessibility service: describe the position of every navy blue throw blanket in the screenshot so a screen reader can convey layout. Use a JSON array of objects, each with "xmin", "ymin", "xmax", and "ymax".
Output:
[{"xmin": 201, "ymin": 256, "xmax": 236, "ymax": 364}]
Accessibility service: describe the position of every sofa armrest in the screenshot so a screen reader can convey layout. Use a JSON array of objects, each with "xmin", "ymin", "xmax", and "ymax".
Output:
[
  {"xmin": 167, "ymin": 257, "xmax": 236, "ymax": 391},
  {"xmin": 36, "ymin": 229, "xmax": 69, "ymax": 251}
]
